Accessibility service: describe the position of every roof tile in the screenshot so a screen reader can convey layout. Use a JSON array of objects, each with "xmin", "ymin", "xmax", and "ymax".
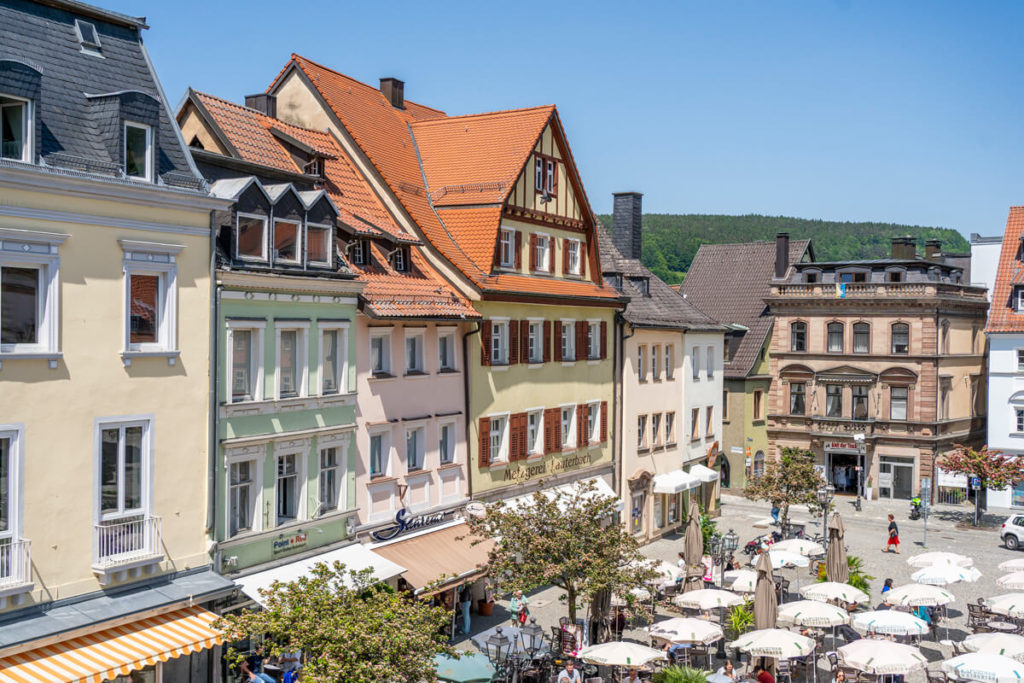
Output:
[{"xmin": 986, "ymin": 206, "xmax": 1024, "ymax": 333}]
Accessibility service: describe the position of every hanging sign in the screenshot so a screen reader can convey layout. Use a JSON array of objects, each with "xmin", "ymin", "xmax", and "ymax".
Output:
[{"xmin": 371, "ymin": 507, "xmax": 454, "ymax": 543}]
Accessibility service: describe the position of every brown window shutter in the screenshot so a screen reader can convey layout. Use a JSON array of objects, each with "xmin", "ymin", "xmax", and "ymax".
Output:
[
  {"xmin": 545, "ymin": 407, "xmax": 562, "ymax": 453},
  {"xmin": 529, "ymin": 234, "xmax": 538, "ymax": 271},
  {"xmin": 553, "ymin": 321, "xmax": 563, "ymax": 362},
  {"xmin": 478, "ymin": 417, "xmax": 490, "ymax": 467},
  {"xmin": 562, "ymin": 239, "xmax": 569, "ymax": 275},
  {"xmin": 514, "ymin": 231, "xmax": 522, "ymax": 270},
  {"xmin": 552, "ymin": 160, "xmax": 559, "ymax": 195},
  {"xmin": 514, "ymin": 413, "xmax": 530, "ymax": 461},
  {"xmin": 600, "ymin": 401, "xmax": 608, "ymax": 442},
  {"xmin": 580, "ymin": 242, "xmax": 587, "ymax": 279},
  {"xmin": 493, "ymin": 231, "xmax": 502, "ymax": 270},
  {"xmin": 576, "ymin": 322, "xmax": 587, "ymax": 361},
  {"xmin": 508, "ymin": 414, "xmax": 520, "ymax": 461},
  {"xmin": 509, "ymin": 320, "xmax": 520, "ymax": 365},
  {"xmin": 543, "ymin": 320, "xmax": 552, "ymax": 363},
  {"xmin": 577, "ymin": 403, "xmax": 587, "ymax": 447},
  {"xmin": 480, "ymin": 321, "xmax": 492, "ymax": 366},
  {"xmin": 600, "ymin": 321, "xmax": 608, "ymax": 359},
  {"xmin": 520, "ymin": 320, "xmax": 530, "ymax": 364}
]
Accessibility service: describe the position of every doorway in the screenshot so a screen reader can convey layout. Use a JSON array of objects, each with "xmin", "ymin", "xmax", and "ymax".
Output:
[
  {"xmin": 878, "ymin": 456, "xmax": 914, "ymax": 500},
  {"xmin": 826, "ymin": 451, "xmax": 864, "ymax": 496}
]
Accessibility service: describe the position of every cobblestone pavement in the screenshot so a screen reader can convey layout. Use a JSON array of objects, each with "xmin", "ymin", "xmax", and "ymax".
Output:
[{"xmin": 453, "ymin": 493, "xmax": 1020, "ymax": 682}]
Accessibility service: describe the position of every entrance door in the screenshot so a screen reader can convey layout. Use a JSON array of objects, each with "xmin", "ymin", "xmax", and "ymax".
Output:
[
  {"xmin": 878, "ymin": 456, "xmax": 914, "ymax": 500},
  {"xmin": 826, "ymin": 451, "xmax": 864, "ymax": 496}
]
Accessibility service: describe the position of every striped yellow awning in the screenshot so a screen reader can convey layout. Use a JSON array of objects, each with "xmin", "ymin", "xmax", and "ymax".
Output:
[{"xmin": 0, "ymin": 605, "xmax": 222, "ymax": 683}]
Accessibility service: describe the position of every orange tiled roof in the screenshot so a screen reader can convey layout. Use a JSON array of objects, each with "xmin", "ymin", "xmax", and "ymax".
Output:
[
  {"xmin": 276, "ymin": 55, "xmax": 619, "ymax": 303},
  {"xmin": 986, "ymin": 206, "xmax": 1024, "ymax": 333}
]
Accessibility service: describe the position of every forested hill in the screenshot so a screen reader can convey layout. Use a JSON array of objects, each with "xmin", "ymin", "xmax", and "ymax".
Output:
[{"xmin": 596, "ymin": 214, "xmax": 970, "ymax": 285}]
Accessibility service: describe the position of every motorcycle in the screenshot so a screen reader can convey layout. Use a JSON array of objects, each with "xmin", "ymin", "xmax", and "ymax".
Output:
[{"xmin": 909, "ymin": 496, "xmax": 922, "ymax": 520}]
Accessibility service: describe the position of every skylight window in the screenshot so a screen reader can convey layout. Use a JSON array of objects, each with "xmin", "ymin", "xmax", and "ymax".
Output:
[{"xmin": 74, "ymin": 19, "xmax": 102, "ymax": 54}]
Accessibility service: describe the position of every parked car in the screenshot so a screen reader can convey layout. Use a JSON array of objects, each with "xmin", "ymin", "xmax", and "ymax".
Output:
[{"xmin": 1001, "ymin": 514, "xmax": 1024, "ymax": 550}]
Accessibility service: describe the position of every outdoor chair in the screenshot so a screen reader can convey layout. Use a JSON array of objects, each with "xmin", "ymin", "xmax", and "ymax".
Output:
[
  {"xmin": 968, "ymin": 603, "xmax": 991, "ymax": 633},
  {"xmin": 826, "ymin": 651, "xmax": 839, "ymax": 669},
  {"xmin": 926, "ymin": 669, "xmax": 948, "ymax": 683},
  {"xmin": 778, "ymin": 578, "xmax": 791, "ymax": 600},
  {"xmin": 690, "ymin": 645, "xmax": 711, "ymax": 668},
  {"xmin": 776, "ymin": 659, "xmax": 794, "ymax": 683}
]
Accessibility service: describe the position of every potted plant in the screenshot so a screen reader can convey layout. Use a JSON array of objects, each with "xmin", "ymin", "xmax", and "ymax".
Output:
[
  {"xmin": 653, "ymin": 665, "xmax": 711, "ymax": 683},
  {"xmin": 477, "ymin": 579, "xmax": 494, "ymax": 616},
  {"xmin": 865, "ymin": 476, "xmax": 873, "ymax": 501}
]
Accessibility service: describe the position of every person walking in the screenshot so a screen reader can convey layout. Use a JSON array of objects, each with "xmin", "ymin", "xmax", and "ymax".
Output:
[
  {"xmin": 883, "ymin": 514, "xmax": 900, "ymax": 553},
  {"xmin": 459, "ymin": 583, "xmax": 473, "ymax": 635},
  {"xmin": 510, "ymin": 589, "xmax": 530, "ymax": 626}
]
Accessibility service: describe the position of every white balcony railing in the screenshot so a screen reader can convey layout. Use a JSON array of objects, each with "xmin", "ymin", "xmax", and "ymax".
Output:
[
  {"xmin": 0, "ymin": 538, "xmax": 31, "ymax": 590},
  {"xmin": 93, "ymin": 515, "xmax": 162, "ymax": 570}
]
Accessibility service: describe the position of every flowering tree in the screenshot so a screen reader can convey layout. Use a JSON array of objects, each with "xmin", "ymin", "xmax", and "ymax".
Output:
[
  {"xmin": 744, "ymin": 447, "xmax": 825, "ymax": 526},
  {"xmin": 215, "ymin": 562, "xmax": 454, "ymax": 683},
  {"xmin": 941, "ymin": 445, "xmax": 1024, "ymax": 525},
  {"xmin": 464, "ymin": 479, "xmax": 657, "ymax": 624}
]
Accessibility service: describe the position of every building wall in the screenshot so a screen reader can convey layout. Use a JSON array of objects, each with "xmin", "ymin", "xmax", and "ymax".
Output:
[
  {"xmin": 682, "ymin": 331, "xmax": 725, "ymax": 463},
  {"xmin": 971, "ymin": 237, "xmax": 1002, "ymax": 300},
  {"xmin": 987, "ymin": 334, "xmax": 1024, "ymax": 508},
  {"xmin": 0, "ymin": 185, "xmax": 212, "ymax": 607}
]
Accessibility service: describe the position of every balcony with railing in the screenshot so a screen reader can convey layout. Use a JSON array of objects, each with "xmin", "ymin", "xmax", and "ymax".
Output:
[
  {"xmin": 768, "ymin": 282, "xmax": 988, "ymax": 301},
  {"xmin": 0, "ymin": 538, "xmax": 33, "ymax": 606},
  {"xmin": 92, "ymin": 515, "xmax": 163, "ymax": 585}
]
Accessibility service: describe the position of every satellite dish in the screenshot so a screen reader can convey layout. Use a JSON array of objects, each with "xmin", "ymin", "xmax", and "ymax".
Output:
[{"xmin": 540, "ymin": 189, "xmax": 552, "ymax": 204}]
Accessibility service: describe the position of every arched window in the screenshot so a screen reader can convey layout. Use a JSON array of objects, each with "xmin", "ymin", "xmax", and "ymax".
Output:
[
  {"xmin": 827, "ymin": 322, "xmax": 844, "ymax": 353},
  {"xmin": 790, "ymin": 322, "xmax": 807, "ymax": 352},
  {"xmin": 892, "ymin": 323, "xmax": 909, "ymax": 355},
  {"xmin": 853, "ymin": 322, "xmax": 870, "ymax": 354},
  {"xmin": 753, "ymin": 451, "xmax": 765, "ymax": 477}
]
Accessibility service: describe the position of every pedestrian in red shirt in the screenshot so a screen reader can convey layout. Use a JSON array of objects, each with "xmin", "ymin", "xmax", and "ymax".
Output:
[
  {"xmin": 884, "ymin": 514, "xmax": 900, "ymax": 553},
  {"xmin": 754, "ymin": 665, "xmax": 775, "ymax": 683}
]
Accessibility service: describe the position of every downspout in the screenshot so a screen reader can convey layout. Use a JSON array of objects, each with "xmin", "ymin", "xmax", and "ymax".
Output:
[
  {"xmin": 207, "ymin": 212, "xmax": 221, "ymax": 571},
  {"xmin": 463, "ymin": 321, "xmax": 482, "ymax": 500},
  {"xmin": 615, "ymin": 313, "xmax": 635, "ymax": 526}
]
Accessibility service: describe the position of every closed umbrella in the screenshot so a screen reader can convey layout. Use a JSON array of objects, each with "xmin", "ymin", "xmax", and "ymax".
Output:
[
  {"xmin": 578, "ymin": 641, "xmax": 667, "ymax": 667},
  {"xmin": 907, "ymin": 552, "xmax": 974, "ymax": 568},
  {"xmin": 733, "ymin": 628, "xmax": 815, "ymax": 658},
  {"xmin": 964, "ymin": 633, "xmax": 1024, "ymax": 661},
  {"xmin": 838, "ymin": 640, "xmax": 927, "ymax": 675},
  {"xmin": 648, "ymin": 617, "xmax": 724, "ymax": 644},
  {"xmin": 852, "ymin": 610, "xmax": 929, "ymax": 637},
  {"xmin": 998, "ymin": 573, "xmax": 1024, "ymax": 591},
  {"xmin": 777, "ymin": 600, "xmax": 850, "ymax": 628},
  {"xmin": 674, "ymin": 588, "xmax": 744, "ymax": 611},
  {"xmin": 942, "ymin": 653, "xmax": 1024, "ymax": 683},
  {"xmin": 911, "ymin": 565, "xmax": 982, "ymax": 586},
  {"xmin": 989, "ymin": 594, "xmax": 1024, "ymax": 619},
  {"xmin": 826, "ymin": 513, "xmax": 848, "ymax": 583},
  {"xmin": 800, "ymin": 582, "xmax": 869, "ymax": 605},
  {"xmin": 683, "ymin": 498, "xmax": 704, "ymax": 593},
  {"xmin": 724, "ymin": 569, "xmax": 759, "ymax": 593},
  {"xmin": 754, "ymin": 550, "xmax": 778, "ymax": 630},
  {"xmin": 884, "ymin": 583, "xmax": 955, "ymax": 607},
  {"xmin": 772, "ymin": 538, "xmax": 825, "ymax": 557},
  {"xmin": 749, "ymin": 550, "xmax": 810, "ymax": 569},
  {"xmin": 434, "ymin": 653, "xmax": 495, "ymax": 683},
  {"xmin": 1000, "ymin": 559, "xmax": 1024, "ymax": 572}
]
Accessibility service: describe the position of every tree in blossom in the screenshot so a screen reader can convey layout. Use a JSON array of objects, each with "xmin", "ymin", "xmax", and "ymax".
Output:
[
  {"xmin": 744, "ymin": 447, "xmax": 825, "ymax": 526},
  {"xmin": 464, "ymin": 479, "xmax": 658, "ymax": 624},
  {"xmin": 941, "ymin": 445, "xmax": 1024, "ymax": 525},
  {"xmin": 215, "ymin": 562, "xmax": 454, "ymax": 683}
]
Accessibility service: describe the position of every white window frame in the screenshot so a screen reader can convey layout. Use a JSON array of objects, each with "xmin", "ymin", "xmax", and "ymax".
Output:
[
  {"xmin": 692, "ymin": 346, "xmax": 701, "ymax": 380},
  {"xmin": 438, "ymin": 419, "xmax": 457, "ymax": 465},
  {"xmin": 318, "ymin": 321, "xmax": 349, "ymax": 396},
  {"xmin": 0, "ymin": 228, "xmax": 63, "ymax": 355},
  {"xmin": 587, "ymin": 320, "xmax": 600, "ymax": 360},
  {"xmin": 665, "ymin": 411, "xmax": 676, "ymax": 444},
  {"xmin": 638, "ymin": 345, "xmax": 646, "ymax": 381},
  {"xmin": 652, "ymin": 344, "xmax": 661, "ymax": 380},
  {"xmin": 1017, "ymin": 349, "xmax": 1024, "ymax": 373},
  {"xmin": 305, "ymin": 221, "xmax": 333, "ymax": 267},
  {"xmin": 534, "ymin": 157, "xmax": 544, "ymax": 191},
  {"xmin": 351, "ymin": 239, "xmax": 367, "ymax": 266},
  {"xmin": 274, "ymin": 448, "xmax": 305, "ymax": 526},
  {"xmin": 315, "ymin": 432, "xmax": 350, "ymax": 516},
  {"xmin": 488, "ymin": 413, "xmax": 510, "ymax": 464},
  {"xmin": 317, "ymin": 446, "xmax": 341, "ymax": 515},
  {"xmin": 369, "ymin": 428, "xmax": 391, "ymax": 478},
  {"xmin": 120, "ymin": 241, "xmax": 180, "ymax": 355},
  {"xmin": 369, "ymin": 327, "xmax": 392, "ymax": 376},
  {"xmin": 272, "ymin": 218, "xmax": 302, "ymax": 266},
  {"xmin": 123, "ymin": 121, "xmax": 153, "ymax": 182},
  {"xmin": 491, "ymin": 319, "xmax": 509, "ymax": 365},
  {"xmin": 499, "ymin": 228, "xmax": 516, "ymax": 268},
  {"xmin": 93, "ymin": 415, "xmax": 153, "ymax": 524},
  {"xmin": 404, "ymin": 327, "xmax": 426, "ymax": 375},
  {"xmin": 535, "ymin": 234, "xmax": 551, "ymax": 272},
  {"xmin": 891, "ymin": 386, "xmax": 908, "ymax": 421},
  {"xmin": 235, "ymin": 213, "xmax": 269, "ymax": 262},
  {"xmin": 566, "ymin": 239, "xmax": 581, "ymax": 276},
  {"xmin": 405, "ymin": 423, "xmax": 426, "ymax": 472},
  {"xmin": 227, "ymin": 456, "xmax": 259, "ymax": 537},
  {"xmin": 561, "ymin": 319, "xmax": 575, "ymax": 362},
  {"xmin": 526, "ymin": 408, "xmax": 544, "ymax": 455},
  {"xmin": 437, "ymin": 327, "xmax": 457, "ymax": 372},
  {"xmin": 392, "ymin": 246, "xmax": 408, "ymax": 272},
  {"xmin": 652, "ymin": 413, "xmax": 662, "ymax": 446},
  {"xmin": 637, "ymin": 415, "xmax": 648, "ymax": 449},
  {"xmin": 706, "ymin": 345, "xmax": 714, "ymax": 378},
  {"xmin": 1017, "ymin": 407, "xmax": 1024, "ymax": 434},
  {"xmin": 1018, "ymin": 289, "xmax": 1024, "ymax": 312},
  {"xmin": 225, "ymin": 320, "xmax": 266, "ymax": 403},
  {"xmin": 0, "ymin": 425, "xmax": 24, "ymax": 542},
  {"xmin": 587, "ymin": 400, "xmax": 601, "ymax": 445},
  {"xmin": 560, "ymin": 404, "xmax": 577, "ymax": 450},
  {"xmin": 527, "ymin": 319, "xmax": 544, "ymax": 364},
  {"xmin": 275, "ymin": 323, "xmax": 309, "ymax": 400},
  {"xmin": 0, "ymin": 95, "xmax": 32, "ymax": 164},
  {"xmin": 665, "ymin": 345, "xmax": 674, "ymax": 379}
]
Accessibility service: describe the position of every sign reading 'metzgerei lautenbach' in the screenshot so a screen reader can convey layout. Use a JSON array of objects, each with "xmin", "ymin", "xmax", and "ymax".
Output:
[{"xmin": 370, "ymin": 508, "xmax": 452, "ymax": 543}]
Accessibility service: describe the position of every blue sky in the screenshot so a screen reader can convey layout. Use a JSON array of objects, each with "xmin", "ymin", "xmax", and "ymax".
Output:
[{"xmin": 116, "ymin": 0, "xmax": 1024, "ymax": 237}]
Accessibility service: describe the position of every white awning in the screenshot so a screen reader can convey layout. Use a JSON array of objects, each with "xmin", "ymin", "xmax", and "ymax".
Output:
[
  {"xmin": 653, "ymin": 469, "xmax": 700, "ymax": 494},
  {"xmin": 689, "ymin": 464, "xmax": 720, "ymax": 483},
  {"xmin": 507, "ymin": 477, "xmax": 624, "ymax": 512},
  {"xmin": 235, "ymin": 543, "xmax": 407, "ymax": 607}
]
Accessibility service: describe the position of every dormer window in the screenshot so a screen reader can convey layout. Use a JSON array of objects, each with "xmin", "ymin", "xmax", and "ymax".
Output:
[
  {"xmin": 236, "ymin": 214, "xmax": 268, "ymax": 261},
  {"xmin": 1017, "ymin": 287, "xmax": 1024, "ymax": 312},
  {"xmin": 124, "ymin": 122, "xmax": 152, "ymax": 181},
  {"xmin": 74, "ymin": 19, "xmax": 102, "ymax": 54},
  {"xmin": 304, "ymin": 156, "xmax": 324, "ymax": 178},
  {"xmin": 1, "ymin": 95, "xmax": 30, "ymax": 162},
  {"xmin": 629, "ymin": 276, "xmax": 650, "ymax": 296},
  {"xmin": 351, "ymin": 239, "xmax": 368, "ymax": 266},
  {"xmin": 392, "ymin": 246, "xmax": 410, "ymax": 272},
  {"xmin": 273, "ymin": 220, "xmax": 300, "ymax": 264},
  {"xmin": 306, "ymin": 223, "xmax": 331, "ymax": 267},
  {"xmin": 804, "ymin": 271, "xmax": 818, "ymax": 283}
]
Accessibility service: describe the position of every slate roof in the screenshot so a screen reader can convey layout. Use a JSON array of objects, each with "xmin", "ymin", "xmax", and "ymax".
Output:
[
  {"xmin": 986, "ymin": 206, "xmax": 1024, "ymax": 334},
  {"xmin": 271, "ymin": 55, "xmax": 620, "ymax": 304},
  {"xmin": 0, "ymin": 0, "xmax": 204, "ymax": 192},
  {"xmin": 597, "ymin": 225, "xmax": 722, "ymax": 331},
  {"xmin": 678, "ymin": 239, "xmax": 811, "ymax": 378}
]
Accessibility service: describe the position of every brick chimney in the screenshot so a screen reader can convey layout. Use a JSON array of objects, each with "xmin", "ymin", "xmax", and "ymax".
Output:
[
  {"xmin": 925, "ymin": 239, "xmax": 942, "ymax": 260},
  {"xmin": 380, "ymin": 78, "xmax": 404, "ymax": 109},
  {"xmin": 612, "ymin": 192, "xmax": 643, "ymax": 260},
  {"xmin": 891, "ymin": 236, "xmax": 916, "ymax": 260},
  {"xmin": 244, "ymin": 93, "xmax": 276, "ymax": 118},
  {"xmin": 775, "ymin": 232, "xmax": 790, "ymax": 279}
]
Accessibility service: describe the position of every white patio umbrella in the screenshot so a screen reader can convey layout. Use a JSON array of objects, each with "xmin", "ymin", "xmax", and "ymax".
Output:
[
  {"xmin": 988, "ymin": 594, "xmax": 1024, "ymax": 619},
  {"xmin": 907, "ymin": 552, "xmax": 974, "ymax": 568},
  {"xmin": 732, "ymin": 628, "xmax": 815, "ymax": 658},
  {"xmin": 1000, "ymin": 559, "xmax": 1024, "ymax": 572},
  {"xmin": 772, "ymin": 538, "xmax": 825, "ymax": 557},
  {"xmin": 800, "ymin": 581, "xmax": 870, "ymax": 605},
  {"xmin": 611, "ymin": 587, "xmax": 651, "ymax": 607},
  {"xmin": 750, "ymin": 550, "xmax": 810, "ymax": 569},
  {"xmin": 838, "ymin": 640, "xmax": 927, "ymax": 675},
  {"xmin": 777, "ymin": 600, "xmax": 850, "ymax": 628},
  {"xmin": 674, "ymin": 588, "xmax": 744, "ymax": 611},
  {"xmin": 911, "ymin": 564, "xmax": 982, "ymax": 586},
  {"xmin": 648, "ymin": 617, "xmax": 724, "ymax": 645},
  {"xmin": 852, "ymin": 610, "xmax": 929, "ymax": 636},
  {"xmin": 577, "ymin": 641, "xmax": 667, "ymax": 667},
  {"xmin": 964, "ymin": 633, "xmax": 1024, "ymax": 661},
  {"xmin": 724, "ymin": 569, "xmax": 759, "ymax": 593},
  {"xmin": 942, "ymin": 653, "xmax": 1024, "ymax": 683},
  {"xmin": 884, "ymin": 583, "xmax": 956, "ymax": 607},
  {"xmin": 998, "ymin": 573, "xmax": 1024, "ymax": 591}
]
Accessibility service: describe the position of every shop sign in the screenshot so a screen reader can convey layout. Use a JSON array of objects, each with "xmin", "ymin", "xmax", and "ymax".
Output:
[
  {"xmin": 371, "ymin": 507, "xmax": 453, "ymax": 543},
  {"xmin": 706, "ymin": 441, "xmax": 720, "ymax": 467},
  {"xmin": 501, "ymin": 452, "xmax": 593, "ymax": 483},
  {"xmin": 936, "ymin": 467, "xmax": 968, "ymax": 489},
  {"xmin": 272, "ymin": 530, "xmax": 308, "ymax": 556},
  {"xmin": 824, "ymin": 440, "xmax": 859, "ymax": 452}
]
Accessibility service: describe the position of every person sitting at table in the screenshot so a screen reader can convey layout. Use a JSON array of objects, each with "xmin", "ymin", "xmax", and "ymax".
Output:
[
  {"xmin": 662, "ymin": 640, "xmax": 691, "ymax": 663},
  {"xmin": 557, "ymin": 660, "xmax": 583, "ymax": 683},
  {"xmin": 753, "ymin": 664, "xmax": 775, "ymax": 683},
  {"xmin": 623, "ymin": 668, "xmax": 642, "ymax": 683},
  {"xmin": 716, "ymin": 659, "xmax": 737, "ymax": 680},
  {"xmin": 611, "ymin": 607, "xmax": 627, "ymax": 639},
  {"xmin": 832, "ymin": 669, "xmax": 848, "ymax": 683}
]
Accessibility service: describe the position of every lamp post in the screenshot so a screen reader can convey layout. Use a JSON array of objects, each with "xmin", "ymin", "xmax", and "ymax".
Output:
[
  {"xmin": 485, "ymin": 626, "xmax": 512, "ymax": 682},
  {"xmin": 817, "ymin": 484, "xmax": 835, "ymax": 552},
  {"xmin": 715, "ymin": 529, "xmax": 739, "ymax": 660},
  {"xmin": 853, "ymin": 433, "xmax": 865, "ymax": 512},
  {"xmin": 520, "ymin": 616, "xmax": 545, "ymax": 667}
]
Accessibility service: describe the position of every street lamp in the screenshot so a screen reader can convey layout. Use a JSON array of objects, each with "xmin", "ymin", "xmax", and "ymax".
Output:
[
  {"xmin": 716, "ymin": 529, "xmax": 739, "ymax": 660},
  {"xmin": 485, "ymin": 626, "xmax": 512, "ymax": 680},
  {"xmin": 853, "ymin": 433, "xmax": 865, "ymax": 512},
  {"xmin": 817, "ymin": 484, "xmax": 835, "ymax": 551},
  {"xmin": 520, "ymin": 617, "xmax": 545, "ymax": 659}
]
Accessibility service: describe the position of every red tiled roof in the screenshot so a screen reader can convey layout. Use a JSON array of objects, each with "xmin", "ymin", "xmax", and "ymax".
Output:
[
  {"xmin": 354, "ymin": 243, "xmax": 479, "ymax": 319},
  {"xmin": 275, "ymin": 55, "xmax": 618, "ymax": 303},
  {"xmin": 986, "ymin": 206, "xmax": 1024, "ymax": 333}
]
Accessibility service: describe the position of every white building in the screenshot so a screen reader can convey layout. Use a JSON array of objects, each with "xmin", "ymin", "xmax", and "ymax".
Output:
[
  {"xmin": 682, "ymin": 330, "xmax": 725, "ymax": 508},
  {"xmin": 971, "ymin": 232, "xmax": 1002, "ymax": 300}
]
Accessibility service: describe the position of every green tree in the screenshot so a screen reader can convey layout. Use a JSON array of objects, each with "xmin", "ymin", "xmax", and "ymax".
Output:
[
  {"xmin": 215, "ymin": 562, "xmax": 454, "ymax": 683},
  {"xmin": 464, "ymin": 479, "xmax": 657, "ymax": 623},
  {"xmin": 743, "ymin": 447, "xmax": 825, "ymax": 526},
  {"xmin": 941, "ymin": 445, "xmax": 1024, "ymax": 525}
]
